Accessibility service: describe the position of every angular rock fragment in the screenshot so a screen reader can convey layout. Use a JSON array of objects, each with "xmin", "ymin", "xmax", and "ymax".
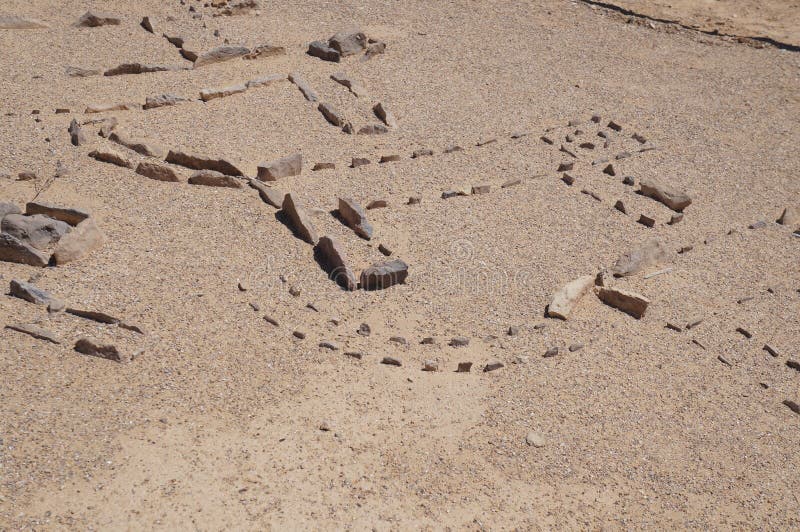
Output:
[
  {"xmin": 360, "ymin": 259, "xmax": 408, "ymax": 290},
  {"xmin": 2, "ymin": 214, "xmax": 70, "ymax": 250},
  {"xmin": 776, "ymin": 207, "xmax": 797, "ymax": 226},
  {"xmin": 200, "ymin": 83, "xmax": 247, "ymax": 102},
  {"xmin": 135, "ymin": 161, "xmax": 181, "ymax": 182},
  {"xmin": 312, "ymin": 162, "xmax": 335, "ymax": 171},
  {"xmin": 456, "ymin": 362, "xmax": 473, "ymax": 373},
  {"xmin": 97, "ymin": 117, "xmax": 118, "ymax": 137},
  {"xmin": 381, "ymin": 356, "xmax": 402, "ymax": 367},
  {"xmin": 597, "ymin": 287, "xmax": 650, "ymax": 319},
  {"xmin": 163, "ymin": 34, "xmax": 184, "ymax": 48},
  {"xmin": 188, "ymin": 170, "xmax": 242, "ymax": 188},
  {"xmin": 9, "ymin": 279, "xmax": 60, "ymax": 306},
  {"xmin": 581, "ymin": 188, "xmax": 601, "ymax": 202},
  {"xmin": 292, "ymin": 330, "xmax": 306, "ymax": 340},
  {"xmin": 307, "ymin": 40, "xmax": 340, "ymax": 62},
  {"xmin": 52, "ymin": 218, "xmax": 105, "ymax": 264},
  {"xmin": 329, "ymin": 30, "xmax": 367, "ymax": 56},
  {"xmin": 24, "ymin": 203, "xmax": 89, "ymax": 226},
  {"xmin": 561, "ymin": 174, "xmax": 575, "ymax": 186},
  {"xmin": 443, "ymin": 145, "xmax": 463, "ymax": 154},
  {"xmin": 449, "ymin": 336, "xmax": 470, "ymax": 347},
  {"xmin": 602, "ymin": 163, "xmax": 616, "ymax": 176},
  {"xmin": 74, "ymin": 337, "xmax": 134, "ymax": 362},
  {"xmin": 165, "ymin": 150, "xmax": 243, "ymax": 176},
  {"xmin": 614, "ymin": 200, "xmax": 627, "ymax": 214},
  {"xmin": 472, "ymin": 185, "xmax": 491, "ymax": 195},
  {"xmin": 143, "ymin": 94, "xmax": 189, "ymax": 110},
  {"xmin": 608, "ymin": 121, "xmax": 622, "ymax": 132},
  {"xmin": 483, "ymin": 361, "xmax": 504, "ymax": 372},
  {"xmin": 668, "ymin": 213, "xmax": 683, "ymax": 225},
  {"xmin": 104, "ymin": 63, "xmax": 186, "ymax": 76},
  {"xmin": 546, "ymin": 275, "xmax": 594, "ymax": 320},
  {"xmin": 622, "ymin": 175, "xmax": 635, "ymax": 186},
  {"xmin": 372, "ymin": 102, "xmax": 397, "ymax": 128},
  {"xmin": 84, "ymin": 102, "xmax": 138, "ymax": 113},
  {"xmin": 557, "ymin": 161, "xmax": 573, "ymax": 172},
  {"xmin": 331, "ymin": 72, "xmax": 367, "ymax": 97},
  {"xmin": 357, "ymin": 323, "xmax": 371, "ymax": 336},
  {"xmin": 5, "ymin": 323, "xmax": 60, "ymax": 344},
  {"xmin": 140, "ymin": 16, "xmax": 153, "ymax": 33},
  {"xmin": 244, "ymin": 43, "xmax": 285, "ymax": 59},
  {"xmin": 407, "ymin": 197, "xmax": 421, "ymax": 205},
  {"xmin": 367, "ymin": 200, "xmax": 388, "ymax": 210},
  {"xmin": 68, "ymin": 119, "xmax": 86, "ymax": 146},
  {"xmin": 351, "ymin": 158, "xmax": 370, "ymax": 168},
  {"xmin": 76, "ymin": 11, "xmax": 121, "ymax": 27},
  {"xmin": 16, "ymin": 171, "xmax": 36, "ymax": 181},
  {"xmin": 639, "ymin": 178, "xmax": 692, "ymax": 212},
  {"xmin": 0, "ymin": 233, "xmax": 49, "ymax": 266},
  {"xmin": 0, "ymin": 15, "xmax": 49, "ymax": 29},
  {"xmin": 378, "ymin": 243, "xmax": 392, "ymax": 256},
  {"xmin": 246, "ymin": 73, "xmax": 285, "ymax": 89},
  {"xmin": 358, "ymin": 124, "xmax": 389, "ymax": 135},
  {"xmin": 66, "ymin": 66, "xmax": 100, "ymax": 77},
  {"xmin": 281, "ymin": 193, "xmax": 318, "ymax": 244},
  {"xmin": 318, "ymin": 102, "xmax": 350, "ymax": 130},
  {"xmin": 89, "ymin": 149, "xmax": 133, "ymax": 168},
  {"xmin": 637, "ymin": 214, "xmax": 655, "ymax": 228},
  {"xmin": 422, "ymin": 360, "xmax": 438, "ymax": 372},
  {"xmin": 338, "ymin": 198, "xmax": 373, "ymax": 240},
  {"xmin": 784, "ymin": 400, "xmax": 800, "ymax": 416},
  {"xmin": 108, "ymin": 131, "xmax": 165, "ymax": 158},
  {"xmin": 288, "ymin": 72, "xmax": 318, "ymax": 101},
  {"xmin": 314, "ymin": 236, "xmax": 357, "ymax": 290},
  {"xmin": 442, "ymin": 189, "xmax": 468, "ymax": 199},
  {"xmin": 193, "ymin": 45, "xmax": 250, "ymax": 67},
  {"xmin": 379, "ymin": 155, "xmax": 399, "ymax": 163},
  {"xmin": 611, "ymin": 239, "xmax": 669, "ymax": 277},
  {"xmin": 364, "ymin": 40, "xmax": 386, "ymax": 58},
  {"xmin": 257, "ymin": 153, "xmax": 302, "ymax": 181},
  {"xmin": 247, "ymin": 178, "xmax": 284, "ymax": 207}
]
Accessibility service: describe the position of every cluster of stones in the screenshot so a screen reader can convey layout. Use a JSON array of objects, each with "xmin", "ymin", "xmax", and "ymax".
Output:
[
  {"xmin": 0, "ymin": 202, "xmax": 105, "ymax": 267},
  {"xmin": 307, "ymin": 29, "xmax": 386, "ymax": 63},
  {"xmin": 5, "ymin": 279, "xmax": 144, "ymax": 362}
]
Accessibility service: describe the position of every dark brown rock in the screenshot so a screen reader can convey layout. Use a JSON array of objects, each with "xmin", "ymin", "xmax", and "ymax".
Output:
[
  {"xmin": 381, "ymin": 356, "xmax": 402, "ymax": 367},
  {"xmin": 318, "ymin": 102, "xmax": 350, "ymax": 130},
  {"xmin": 25, "ymin": 202, "xmax": 89, "ymax": 226},
  {"xmin": 314, "ymin": 236, "xmax": 357, "ymax": 290},
  {"xmin": 456, "ymin": 362, "xmax": 473, "ymax": 373},
  {"xmin": 338, "ymin": 198, "xmax": 373, "ymax": 240},
  {"xmin": 89, "ymin": 149, "xmax": 133, "ymax": 168},
  {"xmin": 312, "ymin": 162, "xmax": 335, "ymax": 171},
  {"xmin": 109, "ymin": 131, "xmax": 165, "ymax": 158},
  {"xmin": 135, "ymin": 161, "xmax": 181, "ymax": 182},
  {"xmin": 166, "ymin": 150, "xmax": 243, "ymax": 176},
  {"xmin": 597, "ymin": 287, "xmax": 650, "ymax": 319},
  {"xmin": 360, "ymin": 259, "xmax": 408, "ymax": 290},
  {"xmin": 329, "ymin": 30, "xmax": 366, "ymax": 56},
  {"xmin": 373, "ymin": 102, "xmax": 397, "ymax": 128},
  {"xmin": 5, "ymin": 323, "xmax": 60, "ymax": 344},
  {"xmin": 411, "ymin": 149, "xmax": 433, "ymax": 158},
  {"xmin": 77, "ymin": 11, "xmax": 121, "ymax": 27},
  {"xmin": 247, "ymin": 178, "xmax": 284, "ymax": 207},
  {"xmin": 257, "ymin": 153, "xmax": 302, "ymax": 181},
  {"xmin": 281, "ymin": 193, "xmax": 318, "ymax": 244},
  {"xmin": 68, "ymin": 119, "xmax": 86, "ymax": 146},
  {"xmin": 104, "ymin": 63, "xmax": 186, "ymax": 76},
  {"xmin": 0, "ymin": 233, "xmax": 49, "ymax": 266},
  {"xmin": 74, "ymin": 338, "xmax": 133, "ymax": 362},
  {"xmin": 188, "ymin": 170, "xmax": 242, "ymax": 188},
  {"xmin": 307, "ymin": 41, "xmax": 340, "ymax": 62},
  {"xmin": 143, "ymin": 93, "xmax": 188, "ymax": 110}
]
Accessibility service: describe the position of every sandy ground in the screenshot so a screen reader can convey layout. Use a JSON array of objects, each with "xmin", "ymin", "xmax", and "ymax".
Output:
[{"xmin": 1, "ymin": 0, "xmax": 799, "ymax": 529}]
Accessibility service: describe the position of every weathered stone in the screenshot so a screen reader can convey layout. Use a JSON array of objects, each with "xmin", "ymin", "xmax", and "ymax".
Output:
[
  {"xmin": 614, "ymin": 200, "xmax": 627, "ymax": 214},
  {"xmin": 281, "ymin": 193, "xmax": 318, "ymax": 244},
  {"xmin": 367, "ymin": 200, "xmax": 387, "ymax": 209},
  {"xmin": 143, "ymin": 93, "xmax": 188, "ymax": 110},
  {"xmin": 483, "ymin": 361, "xmax": 504, "ymax": 372},
  {"xmin": 449, "ymin": 336, "xmax": 470, "ymax": 347},
  {"xmin": 140, "ymin": 16, "xmax": 153, "ymax": 33},
  {"xmin": 165, "ymin": 150, "xmax": 243, "ymax": 176},
  {"xmin": 85, "ymin": 102, "xmax": 138, "ymax": 113},
  {"xmin": 776, "ymin": 206, "xmax": 798, "ymax": 226},
  {"xmin": 637, "ymin": 214, "xmax": 656, "ymax": 228},
  {"xmin": 68, "ymin": 119, "xmax": 86, "ymax": 146},
  {"xmin": 288, "ymin": 72, "xmax": 318, "ymax": 101},
  {"xmin": 360, "ymin": 259, "xmax": 408, "ymax": 290},
  {"xmin": 89, "ymin": 149, "xmax": 133, "ymax": 168},
  {"xmin": 622, "ymin": 175, "xmax": 635, "ymax": 186},
  {"xmin": 247, "ymin": 178, "xmax": 284, "ymax": 207},
  {"xmin": 525, "ymin": 431, "xmax": 546, "ymax": 448},
  {"xmin": 108, "ymin": 131, "xmax": 165, "ymax": 158},
  {"xmin": 0, "ymin": 15, "xmax": 49, "ymax": 29},
  {"xmin": 25, "ymin": 202, "xmax": 89, "ymax": 226},
  {"xmin": 422, "ymin": 360, "xmax": 439, "ymax": 372},
  {"xmin": 52, "ymin": 218, "xmax": 105, "ymax": 264},
  {"xmin": 602, "ymin": 163, "xmax": 616, "ymax": 176},
  {"xmin": 569, "ymin": 343, "xmax": 584, "ymax": 352},
  {"xmin": 318, "ymin": 102, "xmax": 350, "ymax": 129},
  {"xmin": 546, "ymin": 275, "xmax": 594, "ymax": 320},
  {"xmin": 319, "ymin": 341, "xmax": 339, "ymax": 351},
  {"xmin": 344, "ymin": 350, "xmax": 364, "ymax": 359},
  {"xmin": 76, "ymin": 11, "xmax": 121, "ymax": 27},
  {"xmin": 357, "ymin": 323, "xmax": 371, "ymax": 336},
  {"xmin": 193, "ymin": 45, "xmax": 250, "ymax": 67},
  {"xmin": 314, "ymin": 236, "xmax": 357, "ymax": 290},
  {"xmin": 97, "ymin": 117, "xmax": 118, "ymax": 137},
  {"xmin": 379, "ymin": 155, "xmax": 400, "ymax": 163},
  {"xmin": 2, "ymin": 214, "xmax": 70, "ymax": 250},
  {"xmin": 246, "ymin": 73, "xmax": 285, "ymax": 89},
  {"xmin": 407, "ymin": 196, "xmax": 421, "ymax": 205},
  {"xmin": 381, "ymin": 356, "xmax": 402, "ymax": 367},
  {"xmin": 312, "ymin": 162, "xmax": 335, "ymax": 171},
  {"xmin": 0, "ymin": 233, "xmax": 49, "ymax": 266},
  {"xmin": 611, "ymin": 239, "xmax": 669, "ymax": 277},
  {"xmin": 412, "ymin": 149, "xmax": 433, "ymax": 158},
  {"xmin": 476, "ymin": 138, "xmax": 497, "ymax": 147},
  {"xmin": 442, "ymin": 189, "xmax": 469, "ymax": 199},
  {"xmin": 293, "ymin": 330, "xmax": 306, "ymax": 340},
  {"xmin": 351, "ymin": 158, "xmax": 370, "ymax": 168},
  {"xmin": 179, "ymin": 48, "xmax": 198, "ymax": 62},
  {"xmin": 338, "ymin": 198, "xmax": 373, "ymax": 240},
  {"xmin": 104, "ymin": 63, "xmax": 186, "ymax": 76},
  {"xmin": 557, "ymin": 161, "xmax": 573, "ymax": 172},
  {"xmin": 784, "ymin": 400, "xmax": 800, "ymax": 416},
  {"xmin": 163, "ymin": 33, "xmax": 185, "ymax": 47},
  {"xmin": 456, "ymin": 362, "xmax": 473, "ymax": 373},
  {"xmin": 472, "ymin": 185, "xmax": 491, "ymax": 195},
  {"xmin": 639, "ymin": 178, "xmax": 692, "ymax": 212},
  {"xmin": 331, "ymin": 72, "xmax": 367, "ymax": 97},
  {"xmin": 257, "ymin": 153, "xmax": 302, "ymax": 181},
  {"xmin": 200, "ymin": 83, "xmax": 248, "ymax": 102},
  {"xmin": 608, "ymin": 121, "xmax": 622, "ymax": 132},
  {"xmin": 244, "ymin": 43, "xmax": 285, "ymax": 59},
  {"xmin": 389, "ymin": 336, "xmax": 408, "ymax": 346},
  {"xmin": 508, "ymin": 326, "xmax": 519, "ymax": 336},
  {"xmin": 9, "ymin": 279, "xmax": 60, "ymax": 306},
  {"xmin": 0, "ymin": 202, "xmax": 21, "ymax": 220},
  {"xmin": 597, "ymin": 287, "xmax": 650, "ymax": 319},
  {"xmin": 307, "ymin": 40, "xmax": 340, "ymax": 62},
  {"xmin": 135, "ymin": 161, "xmax": 181, "ymax": 182},
  {"xmin": 358, "ymin": 124, "xmax": 389, "ymax": 135},
  {"xmin": 543, "ymin": 346, "xmax": 559, "ymax": 358},
  {"xmin": 364, "ymin": 40, "xmax": 386, "ymax": 58},
  {"xmin": 66, "ymin": 66, "xmax": 100, "ymax": 77},
  {"xmin": 188, "ymin": 170, "xmax": 242, "ymax": 188},
  {"xmin": 16, "ymin": 171, "xmax": 36, "ymax": 181},
  {"xmin": 74, "ymin": 338, "xmax": 133, "ymax": 362},
  {"xmin": 5, "ymin": 323, "xmax": 60, "ymax": 344},
  {"xmin": 668, "ymin": 213, "xmax": 684, "ymax": 225},
  {"xmin": 329, "ymin": 30, "xmax": 366, "ymax": 56}
]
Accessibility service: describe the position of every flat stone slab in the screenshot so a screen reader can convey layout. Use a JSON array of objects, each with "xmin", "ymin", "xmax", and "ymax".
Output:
[
  {"xmin": 25, "ymin": 202, "xmax": 90, "ymax": 226},
  {"xmin": 360, "ymin": 259, "xmax": 409, "ymax": 290},
  {"xmin": 546, "ymin": 275, "xmax": 595, "ymax": 320},
  {"xmin": 281, "ymin": 193, "xmax": 318, "ymax": 244},
  {"xmin": 597, "ymin": 287, "xmax": 650, "ymax": 319},
  {"xmin": 165, "ymin": 150, "xmax": 243, "ymax": 176},
  {"xmin": 0, "ymin": 233, "xmax": 49, "ymax": 266},
  {"xmin": 338, "ymin": 198, "xmax": 373, "ymax": 240},
  {"xmin": 257, "ymin": 153, "xmax": 302, "ymax": 181},
  {"xmin": 193, "ymin": 45, "xmax": 250, "ymax": 67}
]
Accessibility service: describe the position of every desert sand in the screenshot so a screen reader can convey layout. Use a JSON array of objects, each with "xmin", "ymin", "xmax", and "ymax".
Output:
[{"xmin": 1, "ymin": 0, "xmax": 799, "ymax": 529}]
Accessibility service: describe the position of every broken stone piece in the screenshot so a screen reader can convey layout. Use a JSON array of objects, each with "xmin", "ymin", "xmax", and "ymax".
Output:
[
  {"xmin": 0, "ymin": 233, "xmax": 49, "ymax": 266},
  {"xmin": 89, "ymin": 149, "xmax": 133, "ymax": 168},
  {"xmin": 546, "ymin": 275, "xmax": 595, "ymax": 320},
  {"xmin": 25, "ymin": 202, "xmax": 89, "ymax": 226},
  {"xmin": 360, "ymin": 259, "xmax": 409, "ymax": 290},
  {"xmin": 247, "ymin": 179, "xmax": 284, "ymax": 208},
  {"xmin": 68, "ymin": 119, "xmax": 86, "ymax": 146},
  {"xmin": 2, "ymin": 214, "xmax": 70, "ymax": 250},
  {"xmin": 5, "ymin": 323, "xmax": 60, "ymax": 344},
  {"xmin": 338, "ymin": 198, "xmax": 373, "ymax": 240},
  {"xmin": 193, "ymin": 45, "xmax": 250, "ymax": 67},
  {"xmin": 318, "ymin": 102, "xmax": 350, "ymax": 129},
  {"xmin": 200, "ymin": 83, "xmax": 248, "ymax": 102},
  {"xmin": 411, "ymin": 149, "xmax": 433, "ymax": 158},
  {"xmin": 483, "ymin": 361, "xmax": 504, "ymax": 372},
  {"xmin": 381, "ymin": 356, "xmax": 402, "ymax": 367},
  {"xmin": 307, "ymin": 40, "xmax": 340, "ymax": 62},
  {"xmin": 108, "ymin": 131, "xmax": 165, "ymax": 158},
  {"xmin": 135, "ymin": 161, "xmax": 181, "ymax": 182},
  {"xmin": 77, "ymin": 11, "xmax": 121, "ymax": 27},
  {"xmin": 597, "ymin": 287, "xmax": 650, "ymax": 319},
  {"xmin": 358, "ymin": 124, "xmax": 389, "ymax": 135},
  {"xmin": 74, "ymin": 337, "xmax": 134, "ymax": 362},
  {"xmin": 329, "ymin": 29, "xmax": 367, "ymax": 56},
  {"xmin": 312, "ymin": 162, "xmax": 335, "ymax": 171},
  {"xmin": 52, "ymin": 218, "xmax": 106, "ymax": 264},
  {"xmin": 188, "ymin": 170, "xmax": 242, "ymax": 188},
  {"xmin": 372, "ymin": 102, "xmax": 397, "ymax": 128},
  {"xmin": 449, "ymin": 336, "xmax": 470, "ymax": 347},
  {"xmin": 165, "ymin": 150, "xmax": 243, "ymax": 176},
  {"xmin": 143, "ymin": 93, "xmax": 188, "ymax": 110},
  {"xmin": 331, "ymin": 71, "xmax": 367, "ymax": 97},
  {"xmin": 9, "ymin": 279, "xmax": 60, "ymax": 306},
  {"xmin": 639, "ymin": 178, "xmax": 692, "ymax": 212},
  {"xmin": 84, "ymin": 102, "xmax": 138, "ymax": 114},
  {"xmin": 257, "ymin": 153, "xmax": 302, "ymax": 181},
  {"xmin": 281, "ymin": 193, "xmax": 318, "ymax": 244},
  {"xmin": 314, "ymin": 236, "xmax": 357, "ymax": 291}
]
